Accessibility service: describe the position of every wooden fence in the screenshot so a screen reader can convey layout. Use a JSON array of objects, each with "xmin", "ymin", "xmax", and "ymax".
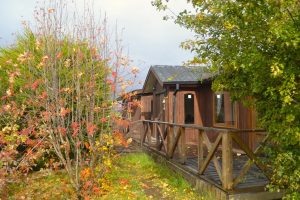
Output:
[{"xmin": 139, "ymin": 120, "xmax": 268, "ymax": 191}]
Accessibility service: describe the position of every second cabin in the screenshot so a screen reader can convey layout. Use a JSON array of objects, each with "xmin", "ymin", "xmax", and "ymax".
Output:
[{"xmin": 136, "ymin": 65, "xmax": 264, "ymax": 151}]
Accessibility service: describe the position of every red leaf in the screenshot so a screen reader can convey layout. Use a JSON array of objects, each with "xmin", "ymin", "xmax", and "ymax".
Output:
[
  {"xmin": 84, "ymin": 181, "xmax": 92, "ymax": 188},
  {"xmin": 20, "ymin": 128, "xmax": 31, "ymax": 135},
  {"xmin": 60, "ymin": 108, "xmax": 71, "ymax": 117},
  {"xmin": 112, "ymin": 71, "xmax": 117, "ymax": 78},
  {"xmin": 71, "ymin": 122, "xmax": 80, "ymax": 129},
  {"xmin": 31, "ymin": 79, "xmax": 41, "ymax": 90},
  {"xmin": 40, "ymin": 91, "xmax": 48, "ymax": 99},
  {"xmin": 106, "ymin": 79, "xmax": 113, "ymax": 85},
  {"xmin": 1, "ymin": 95, "xmax": 8, "ymax": 100},
  {"xmin": 72, "ymin": 129, "xmax": 79, "ymax": 138},
  {"xmin": 86, "ymin": 123, "xmax": 97, "ymax": 136},
  {"xmin": 56, "ymin": 52, "xmax": 63, "ymax": 59},
  {"xmin": 84, "ymin": 142, "xmax": 90, "ymax": 149},
  {"xmin": 25, "ymin": 139, "xmax": 35, "ymax": 146},
  {"xmin": 58, "ymin": 127, "xmax": 67, "ymax": 136},
  {"xmin": 120, "ymin": 178, "xmax": 129, "ymax": 185},
  {"xmin": 111, "ymin": 84, "xmax": 116, "ymax": 91},
  {"xmin": 76, "ymin": 141, "xmax": 81, "ymax": 148},
  {"xmin": 71, "ymin": 122, "xmax": 80, "ymax": 137},
  {"xmin": 41, "ymin": 111, "xmax": 51, "ymax": 122},
  {"xmin": 100, "ymin": 117, "xmax": 107, "ymax": 123},
  {"xmin": 2, "ymin": 104, "xmax": 11, "ymax": 111},
  {"xmin": 92, "ymin": 185, "xmax": 100, "ymax": 193}
]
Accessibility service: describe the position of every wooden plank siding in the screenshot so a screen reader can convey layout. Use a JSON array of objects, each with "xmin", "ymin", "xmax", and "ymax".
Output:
[
  {"xmin": 141, "ymin": 95, "xmax": 152, "ymax": 120},
  {"xmin": 129, "ymin": 80, "xmax": 261, "ymax": 151},
  {"xmin": 141, "ymin": 82, "xmax": 262, "ymax": 149}
]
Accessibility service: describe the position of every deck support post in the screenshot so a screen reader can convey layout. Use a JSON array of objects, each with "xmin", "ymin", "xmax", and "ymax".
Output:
[
  {"xmin": 167, "ymin": 125, "xmax": 174, "ymax": 158},
  {"xmin": 154, "ymin": 119, "xmax": 159, "ymax": 150},
  {"xmin": 198, "ymin": 130, "xmax": 204, "ymax": 171},
  {"xmin": 178, "ymin": 127, "xmax": 186, "ymax": 164},
  {"xmin": 141, "ymin": 122, "xmax": 146, "ymax": 147},
  {"xmin": 222, "ymin": 132, "xmax": 233, "ymax": 190},
  {"xmin": 148, "ymin": 123, "xmax": 152, "ymax": 145},
  {"xmin": 155, "ymin": 123, "xmax": 160, "ymax": 150}
]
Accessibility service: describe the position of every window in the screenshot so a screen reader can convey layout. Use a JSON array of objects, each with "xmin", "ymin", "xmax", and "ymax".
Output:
[
  {"xmin": 215, "ymin": 94, "xmax": 225, "ymax": 123},
  {"xmin": 184, "ymin": 93, "xmax": 194, "ymax": 124},
  {"xmin": 214, "ymin": 92, "xmax": 237, "ymax": 127}
]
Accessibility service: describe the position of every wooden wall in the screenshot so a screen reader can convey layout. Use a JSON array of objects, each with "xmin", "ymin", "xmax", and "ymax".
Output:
[
  {"xmin": 165, "ymin": 85, "xmax": 203, "ymax": 144},
  {"xmin": 141, "ymin": 95, "xmax": 153, "ymax": 120},
  {"xmin": 199, "ymin": 83, "xmax": 257, "ymax": 150},
  {"xmin": 163, "ymin": 83, "xmax": 257, "ymax": 150},
  {"xmin": 138, "ymin": 81, "xmax": 259, "ymax": 150},
  {"xmin": 152, "ymin": 81, "xmax": 164, "ymax": 121}
]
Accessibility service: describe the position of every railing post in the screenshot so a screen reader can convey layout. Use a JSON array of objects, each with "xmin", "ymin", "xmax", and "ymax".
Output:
[
  {"xmin": 147, "ymin": 122, "xmax": 152, "ymax": 145},
  {"xmin": 141, "ymin": 121, "xmax": 145, "ymax": 147},
  {"xmin": 178, "ymin": 127, "xmax": 186, "ymax": 164},
  {"xmin": 155, "ymin": 123, "xmax": 160, "ymax": 150},
  {"xmin": 154, "ymin": 119, "xmax": 159, "ymax": 150},
  {"xmin": 167, "ymin": 125, "xmax": 174, "ymax": 158},
  {"xmin": 222, "ymin": 132, "xmax": 233, "ymax": 190},
  {"xmin": 198, "ymin": 130, "xmax": 204, "ymax": 171}
]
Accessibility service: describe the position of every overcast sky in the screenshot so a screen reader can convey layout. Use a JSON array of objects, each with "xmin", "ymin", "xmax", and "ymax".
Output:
[{"xmin": 0, "ymin": 0, "xmax": 194, "ymax": 86}]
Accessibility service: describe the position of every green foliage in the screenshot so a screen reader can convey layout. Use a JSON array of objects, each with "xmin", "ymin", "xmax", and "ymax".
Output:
[{"xmin": 154, "ymin": 0, "xmax": 300, "ymax": 198}]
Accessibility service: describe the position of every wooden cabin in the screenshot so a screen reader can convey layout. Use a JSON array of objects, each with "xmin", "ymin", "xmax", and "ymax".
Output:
[
  {"xmin": 138, "ymin": 65, "xmax": 263, "ymax": 151},
  {"xmin": 122, "ymin": 66, "xmax": 280, "ymax": 199}
]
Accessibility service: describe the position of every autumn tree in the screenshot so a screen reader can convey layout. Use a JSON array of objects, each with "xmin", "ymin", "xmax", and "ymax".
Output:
[
  {"xmin": 153, "ymin": 0, "xmax": 300, "ymax": 198},
  {"xmin": 0, "ymin": 0, "xmax": 138, "ymax": 199}
]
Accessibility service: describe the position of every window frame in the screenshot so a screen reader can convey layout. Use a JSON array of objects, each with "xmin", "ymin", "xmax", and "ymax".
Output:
[
  {"xmin": 213, "ymin": 92, "xmax": 238, "ymax": 128},
  {"xmin": 184, "ymin": 93, "xmax": 195, "ymax": 124}
]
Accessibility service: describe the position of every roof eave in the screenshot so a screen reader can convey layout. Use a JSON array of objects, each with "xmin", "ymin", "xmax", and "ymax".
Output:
[{"xmin": 142, "ymin": 66, "xmax": 164, "ymax": 93}]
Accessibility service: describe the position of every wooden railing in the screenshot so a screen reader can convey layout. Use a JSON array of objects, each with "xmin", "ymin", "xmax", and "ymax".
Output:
[{"xmin": 139, "ymin": 120, "xmax": 268, "ymax": 191}]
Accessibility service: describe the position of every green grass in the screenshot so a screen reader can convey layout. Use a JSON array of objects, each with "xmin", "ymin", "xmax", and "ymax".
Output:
[
  {"xmin": 101, "ymin": 153, "xmax": 203, "ymax": 200},
  {"xmin": 3, "ymin": 153, "xmax": 207, "ymax": 200}
]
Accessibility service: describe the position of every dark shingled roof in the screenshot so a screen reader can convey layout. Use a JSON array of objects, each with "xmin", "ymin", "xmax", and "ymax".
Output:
[
  {"xmin": 142, "ymin": 65, "xmax": 213, "ymax": 93},
  {"xmin": 151, "ymin": 65, "xmax": 211, "ymax": 84}
]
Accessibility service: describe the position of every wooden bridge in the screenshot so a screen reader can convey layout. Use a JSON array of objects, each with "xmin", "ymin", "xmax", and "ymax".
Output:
[{"xmin": 123, "ymin": 120, "xmax": 282, "ymax": 200}]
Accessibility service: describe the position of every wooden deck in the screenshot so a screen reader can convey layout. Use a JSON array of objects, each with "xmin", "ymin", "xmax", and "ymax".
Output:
[
  {"xmin": 123, "ymin": 120, "xmax": 282, "ymax": 200},
  {"xmin": 182, "ymin": 156, "xmax": 268, "ymax": 190}
]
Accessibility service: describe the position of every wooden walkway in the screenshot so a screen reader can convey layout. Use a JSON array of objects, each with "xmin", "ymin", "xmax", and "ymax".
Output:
[
  {"xmin": 124, "ymin": 120, "xmax": 282, "ymax": 200},
  {"xmin": 181, "ymin": 156, "xmax": 268, "ymax": 190}
]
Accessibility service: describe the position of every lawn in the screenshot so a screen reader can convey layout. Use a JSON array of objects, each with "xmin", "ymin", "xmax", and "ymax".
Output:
[{"xmin": 2, "ymin": 153, "xmax": 207, "ymax": 200}]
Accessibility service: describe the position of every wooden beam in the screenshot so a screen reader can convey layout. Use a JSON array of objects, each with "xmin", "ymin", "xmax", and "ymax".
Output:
[
  {"xmin": 198, "ymin": 130, "xmax": 204, "ymax": 171},
  {"xmin": 141, "ymin": 122, "xmax": 149, "ymax": 146},
  {"xmin": 222, "ymin": 132, "xmax": 233, "ymax": 190},
  {"xmin": 199, "ymin": 134, "xmax": 222, "ymax": 175},
  {"xmin": 158, "ymin": 126, "xmax": 168, "ymax": 151},
  {"xmin": 202, "ymin": 132, "xmax": 222, "ymax": 181},
  {"xmin": 157, "ymin": 124, "xmax": 167, "ymax": 152},
  {"xmin": 233, "ymin": 159, "xmax": 253, "ymax": 187},
  {"xmin": 178, "ymin": 127, "xmax": 186, "ymax": 164},
  {"xmin": 169, "ymin": 127, "xmax": 182, "ymax": 158},
  {"xmin": 233, "ymin": 134, "xmax": 270, "ymax": 187},
  {"xmin": 154, "ymin": 122, "xmax": 159, "ymax": 150},
  {"xmin": 231, "ymin": 134, "xmax": 270, "ymax": 180},
  {"xmin": 147, "ymin": 122, "xmax": 151, "ymax": 145},
  {"xmin": 141, "ymin": 120, "xmax": 264, "ymax": 133},
  {"xmin": 167, "ymin": 125, "xmax": 174, "ymax": 158}
]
